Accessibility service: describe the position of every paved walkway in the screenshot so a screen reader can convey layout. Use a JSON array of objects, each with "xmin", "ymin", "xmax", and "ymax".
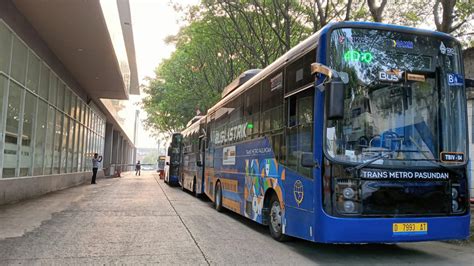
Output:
[
  {"xmin": 0, "ymin": 172, "xmax": 473, "ymax": 265},
  {"xmin": 0, "ymin": 172, "xmax": 207, "ymax": 264}
]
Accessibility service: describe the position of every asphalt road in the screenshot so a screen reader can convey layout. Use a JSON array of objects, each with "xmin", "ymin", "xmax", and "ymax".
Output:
[{"xmin": 0, "ymin": 172, "xmax": 472, "ymax": 265}]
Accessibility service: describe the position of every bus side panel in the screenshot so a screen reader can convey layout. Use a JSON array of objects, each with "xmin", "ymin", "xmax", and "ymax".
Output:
[
  {"xmin": 196, "ymin": 161, "xmax": 205, "ymax": 195},
  {"xmin": 213, "ymin": 138, "xmax": 289, "ymax": 225},
  {"xmin": 181, "ymin": 151, "xmax": 196, "ymax": 192},
  {"xmin": 282, "ymin": 167, "xmax": 315, "ymax": 241},
  {"xmin": 213, "ymin": 145, "xmax": 243, "ymax": 214}
]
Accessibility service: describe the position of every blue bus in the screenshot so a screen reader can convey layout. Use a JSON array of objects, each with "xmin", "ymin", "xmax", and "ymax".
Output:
[
  {"xmin": 184, "ymin": 21, "xmax": 470, "ymax": 243},
  {"xmin": 180, "ymin": 115, "xmax": 206, "ymax": 195},
  {"xmin": 165, "ymin": 133, "xmax": 183, "ymax": 186}
]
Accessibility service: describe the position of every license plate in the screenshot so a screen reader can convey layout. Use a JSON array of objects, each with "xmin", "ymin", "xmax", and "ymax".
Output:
[{"xmin": 393, "ymin": 223, "xmax": 428, "ymax": 235}]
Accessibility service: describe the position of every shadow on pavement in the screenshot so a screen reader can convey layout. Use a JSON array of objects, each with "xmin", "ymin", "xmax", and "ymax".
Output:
[{"xmin": 199, "ymin": 197, "xmax": 464, "ymax": 264}]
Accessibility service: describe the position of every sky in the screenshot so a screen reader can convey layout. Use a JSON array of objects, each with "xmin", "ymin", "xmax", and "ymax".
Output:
[{"xmin": 126, "ymin": 0, "xmax": 199, "ymax": 149}]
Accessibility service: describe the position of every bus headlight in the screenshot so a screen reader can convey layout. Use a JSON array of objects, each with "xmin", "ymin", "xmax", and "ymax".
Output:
[
  {"xmin": 335, "ymin": 178, "xmax": 360, "ymax": 214},
  {"xmin": 343, "ymin": 201, "xmax": 356, "ymax": 213},
  {"xmin": 343, "ymin": 187, "xmax": 355, "ymax": 199},
  {"xmin": 452, "ymin": 200, "xmax": 459, "ymax": 212},
  {"xmin": 451, "ymin": 188, "xmax": 458, "ymax": 199}
]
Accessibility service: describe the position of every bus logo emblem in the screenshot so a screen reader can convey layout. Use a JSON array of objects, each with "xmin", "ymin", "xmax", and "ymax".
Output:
[
  {"xmin": 440, "ymin": 42, "xmax": 446, "ymax": 54},
  {"xmin": 294, "ymin": 180, "xmax": 304, "ymax": 206}
]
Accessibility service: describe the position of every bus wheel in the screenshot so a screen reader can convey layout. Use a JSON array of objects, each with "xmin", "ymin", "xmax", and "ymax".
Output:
[
  {"xmin": 215, "ymin": 182, "xmax": 223, "ymax": 212},
  {"xmin": 269, "ymin": 195, "xmax": 288, "ymax": 241}
]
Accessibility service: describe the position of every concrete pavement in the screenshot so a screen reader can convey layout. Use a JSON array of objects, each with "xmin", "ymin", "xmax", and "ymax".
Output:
[{"xmin": 0, "ymin": 171, "xmax": 473, "ymax": 265}]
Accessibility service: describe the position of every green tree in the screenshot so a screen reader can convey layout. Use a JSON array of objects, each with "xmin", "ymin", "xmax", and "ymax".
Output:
[{"xmin": 143, "ymin": 0, "xmax": 473, "ymax": 134}]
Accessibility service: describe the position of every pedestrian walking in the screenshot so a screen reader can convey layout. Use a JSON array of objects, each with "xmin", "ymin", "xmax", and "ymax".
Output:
[
  {"xmin": 135, "ymin": 160, "xmax": 141, "ymax": 176},
  {"xmin": 91, "ymin": 153, "xmax": 102, "ymax": 184}
]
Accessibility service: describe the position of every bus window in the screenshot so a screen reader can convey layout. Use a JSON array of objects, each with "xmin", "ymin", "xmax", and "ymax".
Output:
[
  {"xmin": 285, "ymin": 49, "xmax": 316, "ymax": 94},
  {"xmin": 243, "ymin": 83, "xmax": 261, "ymax": 138},
  {"xmin": 261, "ymin": 72, "xmax": 284, "ymax": 134},
  {"xmin": 285, "ymin": 89, "xmax": 314, "ymax": 179}
]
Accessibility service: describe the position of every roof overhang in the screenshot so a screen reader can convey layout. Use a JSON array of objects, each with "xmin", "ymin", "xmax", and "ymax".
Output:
[
  {"xmin": 118, "ymin": 0, "xmax": 139, "ymax": 95},
  {"xmin": 13, "ymin": 0, "xmax": 139, "ymax": 100}
]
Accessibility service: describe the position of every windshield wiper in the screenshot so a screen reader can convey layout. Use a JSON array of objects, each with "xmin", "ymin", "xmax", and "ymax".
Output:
[{"xmin": 346, "ymin": 150, "xmax": 396, "ymax": 176}]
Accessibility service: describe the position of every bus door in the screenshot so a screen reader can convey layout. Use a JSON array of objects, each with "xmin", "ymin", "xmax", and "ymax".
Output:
[
  {"xmin": 196, "ymin": 134, "xmax": 206, "ymax": 194},
  {"xmin": 282, "ymin": 88, "xmax": 315, "ymax": 241}
]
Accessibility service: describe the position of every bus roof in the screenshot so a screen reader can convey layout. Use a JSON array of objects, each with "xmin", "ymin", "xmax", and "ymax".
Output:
[
  {"xmin": 182, "ymin": 115, "xmax": 206, "ymax": 136},
  {"xmin": 207, "ymin": 21, "xmax": 459, "ymax": 115}
]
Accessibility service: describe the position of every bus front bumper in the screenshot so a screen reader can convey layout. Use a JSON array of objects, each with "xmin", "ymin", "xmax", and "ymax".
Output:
[{"xmin": 316, "ymin": 213, "xmax": 471, "ymax": 243}]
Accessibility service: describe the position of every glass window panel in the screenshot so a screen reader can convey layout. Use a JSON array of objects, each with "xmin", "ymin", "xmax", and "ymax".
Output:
[
  {"xmin": 0, "ymin": 22, "xmax": 12, "ymax": 74},
  {"xmin": 69, "ymin": 93, "xmax": 76, "ymax": 118},
  {"xmin": 80, "ymin": 102, "xmax": 85, "ymax": 124},
  {"xmin": 57, "ymin": 81, "xmax": 65, "ymax": 111},
  {"xmin": 34, "ymin": 99, "xmax": 48, "ymax": 175},
  {"xmin": 86, "ymin": 108, "xmax": 90, "ymax": 128},
  {"xmin": 86, "ymin": 129, "xmax": 91, "ymax": 171},
  {"xmin": 3, "ymin": 82, "xmax": 22, "ymax": 178},
  {"xmin": 261, "ymin": 72, "xmax": 284, "ymax": 133},
  {"xmin": 61, "ymin": 116, "xmax": 68, "ymax": 173},
  {"xmin": 83, "ymin": 129, "xmax": 88, "ymax": 171},
  {"xmin": 11, "ymin": 36, "xmax": 27, "ymax": 84},
  {"xmin": 0, "ymin": 76, "xmax": 6, "ymax": 144},
  {"xmin": 75, "ymin": 97, "xmax": 81, "ymax": 121},
  {"xmin": 68, "ymin": 120, "xmax": 75, "ymax": 173},
  {"xmin": 74, "ymin": 123, "xmax": 81, "ymax": 172},
  {"xmin": 64, "ymin": 86, "xmax": 70, "ymax": 113},
  {"xmin": 39, "ymin": 64, "xmax": 49, "ymax": 100},
  {"xmin": 19, "ymin": 92, "xmax": 37, "ymax": 176},
  {"xmin": 53, "ymin": 110, "xmax": 62, "ymax": 174},
  {"xmin": 49, "ymin": 75, "xmax": 57, "ymax": 106},
  {"xmin": 26, "ymin": 51, "xmax": 40, "ymax": 94},
  {"xmin": 44, "ymin": 105, "xmax": 55, "ymax": 174},
  {"xmin": 90, "ymin": 112, "xmax": 94, "ymax": 129},
  {"xmin": 80, "ymin": 127, "xmax": 85, "ymax": 172}
]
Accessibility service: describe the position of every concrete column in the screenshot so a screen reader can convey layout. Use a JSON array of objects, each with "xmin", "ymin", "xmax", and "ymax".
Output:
[
  {"xmin": 117, "ymin": 135, "xmax": 123, "ymax": 168},
  {"xmin": 103, "ymin": 123, "xmax": 114, "ymax": 176},
  {"xmin": 124, "ymin": 143, "xmax": 129, "ymax": 171}
]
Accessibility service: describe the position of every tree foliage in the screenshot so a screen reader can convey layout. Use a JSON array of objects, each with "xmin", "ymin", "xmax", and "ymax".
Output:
[{"xmin": 142, "ymin": 0, "xmax": 474, "ymax": 134}]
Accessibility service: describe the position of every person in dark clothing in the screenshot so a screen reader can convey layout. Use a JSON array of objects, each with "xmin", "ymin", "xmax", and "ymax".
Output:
[
  {"xmin": 91, "ymin": 153, "xmax": 102, "ymax": 184},
  {"xmin": 135, "ymin": 161, "xmax": 141, "ymax": 176}
]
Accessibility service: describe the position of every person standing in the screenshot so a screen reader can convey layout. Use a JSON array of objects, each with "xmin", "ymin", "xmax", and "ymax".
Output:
[
  {"xmin": 91, "ymin": 153, "xmax": 102, "ymax": 184},
  {"xmin": 135, "ymin": 160, "xmax": 141, "ymax": 176}
]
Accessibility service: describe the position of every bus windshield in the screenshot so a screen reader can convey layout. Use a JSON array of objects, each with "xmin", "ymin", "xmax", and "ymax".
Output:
[{"xmin": 326, "ymin": 28, "xmax": 467, "ymax": 166}]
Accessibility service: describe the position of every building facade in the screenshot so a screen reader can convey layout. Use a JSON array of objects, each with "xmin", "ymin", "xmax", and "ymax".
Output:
[{"xmin": 0, "ymin": 0, "xmax": 138, "ymax": 205}]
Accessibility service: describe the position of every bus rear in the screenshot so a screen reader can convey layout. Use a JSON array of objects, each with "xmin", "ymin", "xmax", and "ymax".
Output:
[
  {"xmin": 316, "ymin": 23, "xmax": 470, "ymax": 243},
  {"xmin": 165, "ymin": 133, "xmax": 182, "ymax": 186}
]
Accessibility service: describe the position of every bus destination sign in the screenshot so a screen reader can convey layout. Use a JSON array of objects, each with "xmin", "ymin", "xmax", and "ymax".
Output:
[{"xmin": 360, "ymin": 169, "xmax": 449, "ymax": 180}]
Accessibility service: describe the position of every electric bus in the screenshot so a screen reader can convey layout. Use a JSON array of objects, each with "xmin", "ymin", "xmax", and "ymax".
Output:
[
  {"xmin": 180, "ymin": 115, "xmax": 206, "ymax": 195},
  {"xmin": 165, "ymin": 133, "xmax": 183, "ymax": 186},
  {"xmin": 185, "ymin": 21, "xmax": 470, "ymax": 243}
]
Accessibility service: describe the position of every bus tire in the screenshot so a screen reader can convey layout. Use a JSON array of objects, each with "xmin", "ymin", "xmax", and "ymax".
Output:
[
  {"xmin": 215, "ymin": 181, "xmax": 223, "ymax": 212},
  {"xmin": 269, "ymin": 195, "xmax": 289, "ymax": 242}
]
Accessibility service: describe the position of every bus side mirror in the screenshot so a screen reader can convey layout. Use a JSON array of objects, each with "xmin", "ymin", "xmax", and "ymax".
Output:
[
  {"xmin": 166, "ymin": 162, "xmax": 169, "ymax": 166},
  {"xmin": 326, "ymin": 78, "xmax": 345, "ymax": 120},
  {"xmin": 196, "ymin": 161, "xmax": 202, "ymax": 167}
]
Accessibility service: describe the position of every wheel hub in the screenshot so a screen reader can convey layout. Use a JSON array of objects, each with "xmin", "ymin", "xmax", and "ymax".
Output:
[{"xmin": 270, "ymin": 202, "xmax": 282, "ymax": 232}]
